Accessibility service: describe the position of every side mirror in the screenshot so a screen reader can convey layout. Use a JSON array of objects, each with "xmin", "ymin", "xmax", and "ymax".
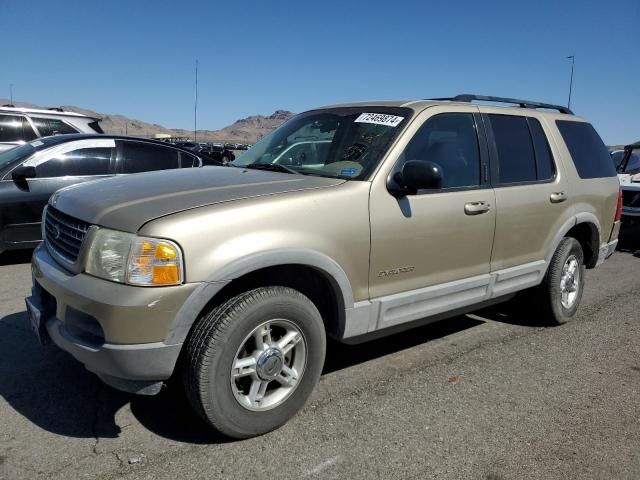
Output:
[
  {"xmin": 11, "ymin": 165, "xmax": 36, "ymax": 181},
  {"xmin": 388, "ymin": 160, "xmax": 442, "ymax": 197}
]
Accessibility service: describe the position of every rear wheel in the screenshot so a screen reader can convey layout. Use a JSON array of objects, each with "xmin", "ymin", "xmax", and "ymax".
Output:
[
  {"xmin": 536, "ymin": 237, "xmax": 585, "ymax": 325},
  {"xmin": 183, "ymin": 286, "xmax": 326, "ymax": 438}
]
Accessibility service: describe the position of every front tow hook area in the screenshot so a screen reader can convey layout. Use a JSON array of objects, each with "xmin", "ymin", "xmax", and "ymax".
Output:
[{"xmin": 25, "ymin": 296, "xmax": 50, "ymax": 346}]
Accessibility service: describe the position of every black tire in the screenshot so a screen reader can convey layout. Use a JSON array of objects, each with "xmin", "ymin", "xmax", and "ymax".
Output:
[
  {"xmin": 536, "ymin": 237, "xmax": 585, "ymax": 325},
  {"xmin": 183, "ymin": 286, "xmax": 326, "ymax": 439}
]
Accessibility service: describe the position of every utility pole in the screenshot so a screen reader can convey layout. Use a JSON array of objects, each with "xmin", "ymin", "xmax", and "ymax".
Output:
[
  {"xmin": 194, "ymin": 59, "xmax": 199, "ymax": 143},
  {"xmin": 566, "ymin": 55, "xmax": 575, "ymax": 109}
]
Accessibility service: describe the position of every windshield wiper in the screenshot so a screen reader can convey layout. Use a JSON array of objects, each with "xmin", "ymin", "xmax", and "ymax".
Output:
[{"xmin": 243, "ymin": 163, "xmax": 302, "ymax": 175}]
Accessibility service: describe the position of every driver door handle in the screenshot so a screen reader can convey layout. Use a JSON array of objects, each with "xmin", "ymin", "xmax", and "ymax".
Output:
[
  {"xmin": 550, "ymin": 192, "xmax": 568, "ymax": 203},
  {"xmin": 464, "ymin": 201, "xmax": 491, "ymax": 215}
]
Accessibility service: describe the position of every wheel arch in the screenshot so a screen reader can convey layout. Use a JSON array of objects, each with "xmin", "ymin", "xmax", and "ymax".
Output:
[
  {"xmin": 545, "ymin": 213, "xmax": 601, "ymax": 269},
  {"xmin": 164, "ymin": 249, "xmax": 355, "ymax": 345}
]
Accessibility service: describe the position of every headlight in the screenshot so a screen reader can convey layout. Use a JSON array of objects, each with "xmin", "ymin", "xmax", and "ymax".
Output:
[{"xmin": 85, "ymin": 228, "xmax": 183, "ymax": 286}]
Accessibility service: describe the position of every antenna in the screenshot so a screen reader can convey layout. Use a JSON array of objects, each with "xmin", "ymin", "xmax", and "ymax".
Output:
[
  {"xmin": 566, "ymin": 55, "xmax": 575, "ymax": 109},
  {"xmin": 194, "ymin": 59, "xmax": 199, "ymax": 143},
  {"xmin": 9, "ymin": 84, "xmax": 13, "ymax": 105}
]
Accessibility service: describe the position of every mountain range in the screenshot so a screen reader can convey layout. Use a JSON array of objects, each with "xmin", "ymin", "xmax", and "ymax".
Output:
[{"xmin": 0, "ymin": 99, "xmax": 294, "ymax": 144}]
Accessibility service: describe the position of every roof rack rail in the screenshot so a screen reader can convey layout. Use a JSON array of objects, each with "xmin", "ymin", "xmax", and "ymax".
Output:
[
  {"xmin": 2, "ymin": 104, "xmax": 16, "ymax": 108},
  {"xmin": 48, "ymin": 107, "xmax": 65, "ymax": 112},
  {"xmin": 429, "ymin": 94, "xmax": 573, "ymax": 115}
]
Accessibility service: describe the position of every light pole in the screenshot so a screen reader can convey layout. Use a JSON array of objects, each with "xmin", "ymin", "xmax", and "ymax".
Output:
[
  {"xmin": 566, "ymin": 55, "xmax": 575, "ymax": 109},
  {"xmin": 194, "ymin": 59, "xmax": 199, "ymax": 143}
]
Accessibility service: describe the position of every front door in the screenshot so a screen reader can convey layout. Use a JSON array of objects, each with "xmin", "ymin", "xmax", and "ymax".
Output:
[{"xmin": 369, "ymin": 107, "xmax": 496, "ymax": 330}]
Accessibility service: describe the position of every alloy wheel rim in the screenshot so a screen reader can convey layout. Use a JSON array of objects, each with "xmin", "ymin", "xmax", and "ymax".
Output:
[
  {"xmin": 230, "ymin": 319, "xmax": 307, "ymax": 411},
  {"xmin": 560, "ymin": 255, "xmax": 580, "ymax": 309}
]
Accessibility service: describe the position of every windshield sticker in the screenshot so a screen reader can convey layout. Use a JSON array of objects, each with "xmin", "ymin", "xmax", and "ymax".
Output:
[
  {"xmin": 355, "ymin": 113, "xmax": 404, "ymax": 127},
  {"xmin": 340, "ymin": 167, "xmax": 359, "ymax": 177},
  {"xmin": 30, "ymin": 140, "xmax": 44, "ymax": 147}
]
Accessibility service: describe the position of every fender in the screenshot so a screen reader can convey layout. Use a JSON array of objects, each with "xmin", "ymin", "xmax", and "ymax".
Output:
[
  {"xmin": 544, "ymin": 213, "xmax": 601, "ymax": 269},
  {"xmin": 164, "ymin": 248, "xmax": 355, "ymax": 345}
]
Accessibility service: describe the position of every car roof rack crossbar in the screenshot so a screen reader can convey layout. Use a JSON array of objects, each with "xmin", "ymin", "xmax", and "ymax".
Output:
[
  {"xmin": 48, "ymin": 107, "xmax": 65, "ymax": 112},
  {"xmin": 429, "ymin": 94, "xmax": 573, "ymax": 115}
]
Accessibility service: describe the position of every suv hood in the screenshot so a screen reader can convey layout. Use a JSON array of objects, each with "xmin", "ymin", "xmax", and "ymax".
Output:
[{"xmin": 52, "ymin": 167, "xmax": 345, "ymax": 232}]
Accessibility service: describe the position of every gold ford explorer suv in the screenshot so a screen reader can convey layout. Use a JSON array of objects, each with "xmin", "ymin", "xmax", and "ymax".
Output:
[{"xmin": 27, "ymin": 94, "xmax": 622, "ymax": 438}]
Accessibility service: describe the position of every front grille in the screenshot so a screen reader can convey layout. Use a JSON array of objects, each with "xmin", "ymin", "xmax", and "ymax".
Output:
[
  {"xmin": 622, "ymin": 190, "xmax": 640, "ymax": 208},
  {"xmin": 44, "ymin": 206, "xmax": 90, "ymax": 263}
]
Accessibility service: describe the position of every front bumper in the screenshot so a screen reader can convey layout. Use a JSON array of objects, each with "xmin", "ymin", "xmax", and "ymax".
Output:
[{"xmin": 28, "ymin": 244, "xmax": 200, "ymax": 394}]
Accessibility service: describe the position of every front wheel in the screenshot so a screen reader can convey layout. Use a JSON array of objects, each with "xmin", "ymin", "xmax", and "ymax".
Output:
[
  {"xmin": 183, "ymin": 286, "xmax": 326, "ymax": 438},
  {"xmin": 536, "ymin": 237, "xmax": 585, "ymax": 325}
]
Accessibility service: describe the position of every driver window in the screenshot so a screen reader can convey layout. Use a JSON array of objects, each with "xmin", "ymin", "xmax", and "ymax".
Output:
[{"xmin": 401, "ymin": 113, "xmax": 481, "ymax": 188}]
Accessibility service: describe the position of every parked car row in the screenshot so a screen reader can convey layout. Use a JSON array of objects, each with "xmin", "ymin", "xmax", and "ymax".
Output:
[{"xmin": 165, "ymin": 141, "xmax": 236, "ymax": 164}]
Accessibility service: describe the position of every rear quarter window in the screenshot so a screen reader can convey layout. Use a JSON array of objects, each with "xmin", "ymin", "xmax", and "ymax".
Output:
[{"xmin": 556, "ymin": 120, "xmax": 616, "ymax": 178}]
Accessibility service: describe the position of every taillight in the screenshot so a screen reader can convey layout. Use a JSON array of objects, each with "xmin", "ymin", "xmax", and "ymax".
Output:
[{"xmin": 615, "ymin": 187, "xmax": 623, "ymax": 222}]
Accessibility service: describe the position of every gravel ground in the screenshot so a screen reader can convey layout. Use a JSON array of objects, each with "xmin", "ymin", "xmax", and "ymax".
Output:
[{"xmin": 0, "ymin": 225, "xmax": 639, "ymax": 480}]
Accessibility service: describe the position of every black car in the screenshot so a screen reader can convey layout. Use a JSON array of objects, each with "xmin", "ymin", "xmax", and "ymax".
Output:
[{"xmin": 0, "ymin": 134, "xmax": 209, "ymax": 253}]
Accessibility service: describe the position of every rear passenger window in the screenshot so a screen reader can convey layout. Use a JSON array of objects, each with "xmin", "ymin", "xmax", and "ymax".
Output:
[
  {"xmin": 0, "ymin": 114, "xmax": 37, "ymax": 142},
  {"xmin": 556, "ymin": 121, "xmax": 616, "ymax": 178},
  {"xmin": 31, "ymin": 117, "xmax": 78, "ymax": 137},
  {"xmin": 489, "ymin": 115, "xmax": 536, "ymax": 184},
  {"xmin": 527, "ymin": 118, "xmax": 555, "ymax": 180},
  {"xmin": 402, "ymin": 113, "xmax": 481, "ymax": 188},
  {"xmin": 120, "ymin": 142, "xmax": 180, "ymax": 173}
]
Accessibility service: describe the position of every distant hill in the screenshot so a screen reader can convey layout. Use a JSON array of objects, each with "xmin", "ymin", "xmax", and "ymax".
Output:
[{"xmin": 0, "ymin": 99, "xmax": 294, "ymax": 144}]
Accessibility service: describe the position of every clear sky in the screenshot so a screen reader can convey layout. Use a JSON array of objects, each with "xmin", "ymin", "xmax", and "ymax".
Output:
[{"xmin": 1, "ymin": 0, "xmax": 638, "ymax": 144}]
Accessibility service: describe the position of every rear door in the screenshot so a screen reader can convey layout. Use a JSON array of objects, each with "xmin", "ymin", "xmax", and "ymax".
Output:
[
  {"xmin": 0, "ymin": 138, "xmax": 116, "ymax": 247},
  {"xmin": 481, "ymin": 110, "xmax": 567, "ymax": 275}
]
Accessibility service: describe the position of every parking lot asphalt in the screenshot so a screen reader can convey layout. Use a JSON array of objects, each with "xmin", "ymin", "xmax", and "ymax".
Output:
[{"xmin": 1, "ymin": 225, "xmax": 639, "ymax": 480}]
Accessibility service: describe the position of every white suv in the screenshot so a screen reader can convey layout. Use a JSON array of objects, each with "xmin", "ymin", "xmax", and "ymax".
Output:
[
  {"xmin": 0, "ymin": 105, "xmax": 103, "ymax": 152},
  {"xmin": 612, "ymin": 142, "xmax": 640, "ymax": 220}
]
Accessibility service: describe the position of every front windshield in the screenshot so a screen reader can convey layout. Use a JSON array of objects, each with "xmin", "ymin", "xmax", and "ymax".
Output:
[
  {"xmin": 0, "ymin": 143, "xmax": 36, "ymax": 170},
  {"xmin": 232, "ymin": 107, "xmax": 412, "ymax": 180}
]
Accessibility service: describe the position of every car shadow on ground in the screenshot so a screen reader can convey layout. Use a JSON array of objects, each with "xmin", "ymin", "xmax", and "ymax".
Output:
[
  {"xmin": 0, "ymin": 300, "xmax": 545, "ymax": 445},
  {"xmin": 0, "ymin": 249, "xmax": 33, "ymax": 266},
  {"xmin": 617, "ymin": 221, "xmax": 640, "ymax": 254}
]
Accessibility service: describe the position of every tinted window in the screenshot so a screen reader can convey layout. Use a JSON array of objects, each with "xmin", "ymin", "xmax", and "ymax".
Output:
[
  {"xmin": 528, "ymin": 118, "xmax": 555, "ymax": 180},
  {"xmin": 35, "ymin": 147, "xmax": 112, "ymax": 177},
  {"xmin": 0, "ymin": 114, "xmax": 37, "ymax": 142},
  {"xmin": 489, "ymin": 115, "xmax": 536, "ymax": 183},
  {"xmin": 31, "ymin": 117, "xmax": 78, "ymax": 136},
  {"xmin": 625, "ymin": 153, "xmax": 640, "ymax": 173},
  {"xmin": 556, "ymin": 121, "xmax": 616, "ymax": 178},
  {"xmin": 402, "ymin": 113, "xmax": 481, "ymax": 188},
  {"xmin": 615, "ymin": 151, "xmax": 640, "ymax": 173},
  {"xmin": 120, "ymin": 142, "xmax": 179, "ymax": 173}
]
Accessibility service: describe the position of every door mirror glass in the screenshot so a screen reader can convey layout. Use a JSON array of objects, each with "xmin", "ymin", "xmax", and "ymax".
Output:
[
  {"xmin": 11, "ymin": 165, "xmax": 36, "ymax": 180},
  {"xmin": 390, "ymin": 160, "xmax": 442, "ymax": 196}
]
